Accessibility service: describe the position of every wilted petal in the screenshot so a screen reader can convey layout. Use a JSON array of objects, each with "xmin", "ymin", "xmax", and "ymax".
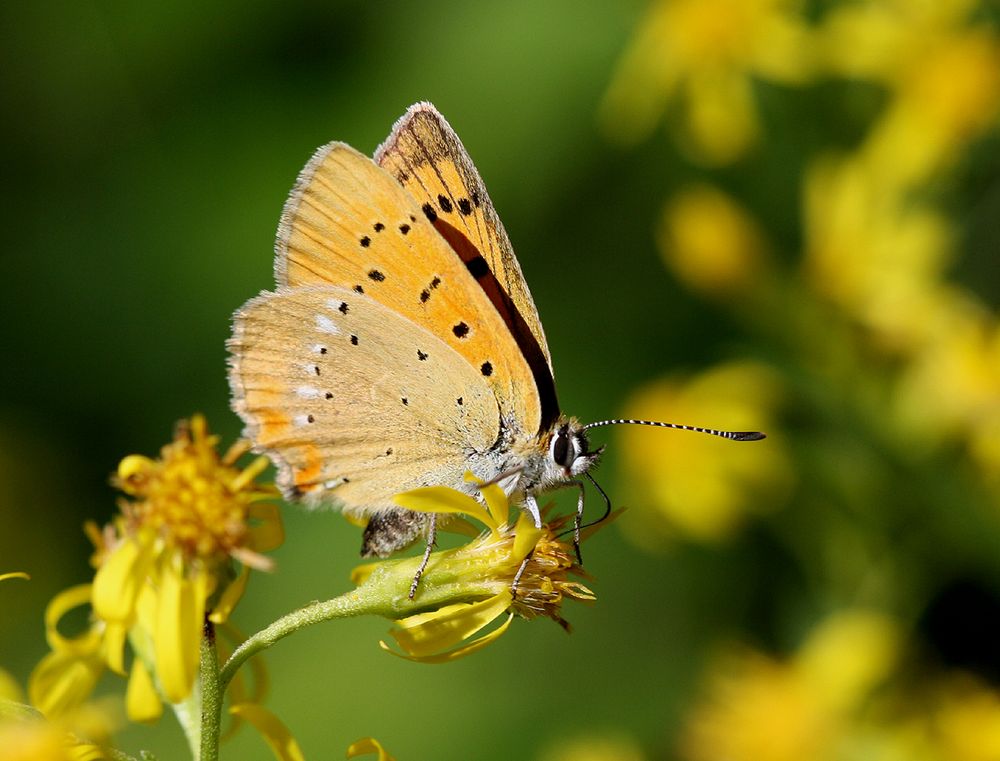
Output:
[
  {"xmin": 230, "ymin": 703, "xmax": 305, "ymax": 761},
  {"xmin": 347, "ymin": 737, "xmax": 397, "ymax": 760}
]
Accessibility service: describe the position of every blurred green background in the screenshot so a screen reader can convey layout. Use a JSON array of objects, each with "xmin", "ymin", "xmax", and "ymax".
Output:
[{"xmin": 4, "ymin": 1, "xmax": 1000, "ymax": 759}]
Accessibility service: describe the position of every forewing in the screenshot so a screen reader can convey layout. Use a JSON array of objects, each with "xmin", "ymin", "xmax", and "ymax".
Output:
[
  {"xmin": 273, "ymin": 141, "xmax": 542, "ymax": 435},
  {"xmin": 228, "ymin": 285, "xmax": 499, "ymax": 514},
  {"xmin": 374, "ymin": 102, "xmax": 553, "ymax": 374}
]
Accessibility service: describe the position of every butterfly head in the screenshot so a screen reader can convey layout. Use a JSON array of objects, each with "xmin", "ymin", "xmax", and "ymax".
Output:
[{"xmin": 543, "ymin": 417, "xmax": 603, "ymax": 484}]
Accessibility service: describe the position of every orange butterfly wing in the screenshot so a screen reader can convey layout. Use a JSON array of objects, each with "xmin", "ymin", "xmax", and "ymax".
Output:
[
  {"xmin": 374, "ymin": 102, "xmax": 554, "ymax": 376},
  {"xmin": 273, "ymin": 141, "xmax": 543, "ymax": 437}
]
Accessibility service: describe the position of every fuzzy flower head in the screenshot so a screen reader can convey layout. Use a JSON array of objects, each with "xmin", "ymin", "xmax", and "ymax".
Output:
[
  {"xmin": 353, "ymin": 478, "xmax": 612, "ymax": 662},
  {"xmin": 31, "ymin": 416, "xmax": 282, "ymax": 723}
]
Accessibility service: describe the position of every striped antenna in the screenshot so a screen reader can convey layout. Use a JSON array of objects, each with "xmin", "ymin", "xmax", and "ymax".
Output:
[{"xmin": 583, "ymin": 418, "xmax": 766, "ymax": 441}]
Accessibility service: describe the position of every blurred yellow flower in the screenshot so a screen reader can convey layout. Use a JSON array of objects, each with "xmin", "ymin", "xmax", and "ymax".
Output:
[
  {"xmin": 619, "ymin": 362, "xmax": 791, "ymax": 545},
  {"xmin": 0, "ymin": 720, "xmax": 104, "ymax": 761},
  {"xmin": 802, "ymin": 154, "xmax": 954, "ymax": 352},
  {"xmin": 678, "ymin": 610, "xmax": 900, "ymax": 761},
  {"xmin": 357, "ymin": 479, "xmax": 605, "ymax": 662},
  {"xmin": 30, "ymin": 415, "xmax": 282, "ymax": 723},
  {"xmin": 894, "ymin": 298, "xmax": 1000, "ymax": 473},
  {"xmin": 601, "ymin": 0, "xmax": 814, "ymax": 164},
  {"xmin": 926, "ymin": 673, "xmax": 1000, "ymax": 761},
  {"xmin": 821, "ymin": 0, "xmax": 1000, "ymax": 189},
  {"xmin": 659, "ymin": 184, "xmax": 768, "ymax": 297},
  {"xmin": 1, "ymin": 671, "xmax": 117, "ymax": 761},
  {"xmin": 229, "ymin": 703, "xmax": 305, "ymax": 761}
]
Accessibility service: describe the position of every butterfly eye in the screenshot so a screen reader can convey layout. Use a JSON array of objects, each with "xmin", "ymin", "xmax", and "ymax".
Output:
[{"xmin": 550, "ymin": 427, "xmax": 574, "ymax": 467}]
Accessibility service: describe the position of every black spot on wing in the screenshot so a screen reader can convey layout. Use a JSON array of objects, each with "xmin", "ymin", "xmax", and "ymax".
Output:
[
  {"xmin": 458, "ymin": 198, "xmax": 473, "ymax": 215},
  {"xmin": 353, "ymin": 285, "xmax": 364, "ymax": 294},
  {"xmin": 438, "ymin": 194, "xmax": 453, "ymax": 213},
  {"xmin": 373, "ymin": 222, "xmax": 385, "ymax": 232},
  {"xmin": 453, "ymin": 322, "xmax": 469, "ymax": 338},
  {"xmin": 481, "ymin": 361, "xmax": 493, "ymax": 377},
  {"xmin": 420, "ymin": 289, "xmax": 430, "ymax": 303},
  {"xmin": 417, "ymin": 350, "xmax": 428, "ymax": 361},
  {"xmin": 401, "ymin": 397, "xmax": 408, "ymax": 406},
  {"xmin": 360, "ymin": 236, "xmax": 371, "ymax": 248},
  {"xmin": 325, "ymin": 392, "xmax": 333, "ymax": 399},
  {"xmin": 399, "ymin": 223, "xmax": 411, "ymax": 235},
  {"xmin": 430, "ymin": 217, "xmax": 560, "ymax": 432},
  {"xmin": 422, "ymin": 203, "xmax": 437, "ymax": 222},
  {"xmin": 338, "ymin": 302, "xmax": 349, "ymax": 314},
  {"xmin": 350, "ymin": 335, "xmax": 358, "ymax": 345},
  {"xmin": 368, "ymin": 269, "xmax": 385, "ymax": 282},
  {"xmin": 465, "ymin": 255, "xmax": 489, "ymax": 280}
]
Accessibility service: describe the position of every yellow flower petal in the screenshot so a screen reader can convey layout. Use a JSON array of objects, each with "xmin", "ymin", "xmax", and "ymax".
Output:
[
  {"xmin": 43, "ymin": 585, "xmax": 101, "ymax": 656},
  {"xmin": 480, "ymin": 483, "xmax": 509, "ymax": 529},
  {"xmin": 393, "ymin": 485, "xmax": 494, "ymax": 527},
  {"xmin": 347, "ymin": 737, "xmax": 397, "ymax": 761},
  {"xmin": 209, "ymin": 566, "xmax": 251, "ymax": 624},
  {"xmin": 154, "ymin": 559, "xmax": 207, "ymax": 703},
  {"xmin": 101, "ymin": 622, "xmax": 128, "ymax": 676},
  {"xmin": 92, "ymin": 535, "xmax": 153, "ymax": 623},
  {"xmin": 28, "ymin": 648, "xmax": 103, "ymax": 719},
  {"xmin": 388, "ymin": 591, "xmax": 512, "ymax": 657},
  {"xmin": 230, "ymin": 703, "xmax": 305, "ymax": 761},
  {"xmin": 381, "ymin": 611, "xmax": 515, "ymax": 663},
  {"xmin": 125, "ymin": 658, "xmax": 163, "ymax": 724},
  {"xmin": 512, "ymin": 513, "xmax": 543, "ymax": 563}
]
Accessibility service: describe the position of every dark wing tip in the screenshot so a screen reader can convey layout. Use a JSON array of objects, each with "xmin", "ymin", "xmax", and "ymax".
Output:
[{"xmin": 733, "ymin": 431, "xmax": 767, "ymax": 441}]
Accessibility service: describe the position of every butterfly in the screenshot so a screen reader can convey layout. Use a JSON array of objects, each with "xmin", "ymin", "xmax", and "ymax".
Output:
[{"xmin": 228, "ymin": 102, "xmax": 764, "ymax": 589}]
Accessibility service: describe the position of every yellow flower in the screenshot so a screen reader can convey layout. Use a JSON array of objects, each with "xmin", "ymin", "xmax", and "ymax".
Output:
[
  {"xmin": 821, "ymin": 0, "xmax": 1000, "ymax": 190},
  {"xmin": 2, "ymin": 668, "xmax": 118, "ymax": 761},
  {"xmin": 802, "ymin": 153, "xmax": 954, "ymax": 353},
  {"xmin": 619, "ymin": 362, "xmax": 791, "ymax": 545},
  {"xmin": 658, "ymin": 184, "xmax": 769, "ymax": 297},
  {"xmin": 601, "ymin": 0, "xmax": 814, "ymax": 164},
  {"xmin": 30, "ymin": 415, "xmax": 282, "ymax": 721},
  {"xmin": 925, "ymin": 673, "xmax": 1000, "ymax": 761},
  {"xmin": 355, "ymin": 479, "xmax": 607, "ymax": 662},
  {"xmin": 0, "ymin": 720, "xmax": 104, "ymax": 761},
  {"xmin": 678, "ymin": 610, "xmax": 900, "ymax": 761},
  {"xmin": 894, "ymin": 298, "xmax": 1000, "ymax": 474}
]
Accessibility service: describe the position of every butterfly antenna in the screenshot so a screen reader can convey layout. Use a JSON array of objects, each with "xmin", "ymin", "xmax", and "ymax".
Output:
[{"xmin": 583, "ymin": 418, "xmax": 766, "ymax": 441}]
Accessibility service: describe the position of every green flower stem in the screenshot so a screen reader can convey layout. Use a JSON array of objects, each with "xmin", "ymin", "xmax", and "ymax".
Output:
[
  {"xmin": 199, "ymin": 621, "xmax": 221, "ymax": 761},
  {"xmin": 219, "ymin": 553, "xmax": 501, "ymax": 690}
]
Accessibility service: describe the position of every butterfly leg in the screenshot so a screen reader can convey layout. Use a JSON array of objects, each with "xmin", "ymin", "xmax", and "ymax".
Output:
[
  {"xmin": 510, "ymin": 552, "xmax": 532, "ymax": 599},
  {"xmin": 408, "ymin": 512, "xmax": 438, "ymax": 600},
  {"xmin": 524, "ymin": 493, "xmax": 542, "ymax": 529}
]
